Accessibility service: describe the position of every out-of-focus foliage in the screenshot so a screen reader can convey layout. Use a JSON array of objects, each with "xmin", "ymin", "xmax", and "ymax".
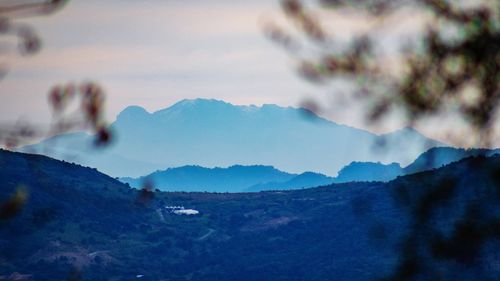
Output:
[
  {"xmin": 47, "ymin": 82, "xmax": 112, "ymax": 147},
  {"xmin": 0, "ymin": 1, "xmax": 112, "ymax": 149},
  {"xmin": 0, "ymin": 0, "xmax": 112, "ymax": 238},
  {"xmin": 0, "ymin": 1, "xmax": 68, "ymax": 57},
  {"xmin": 0, "ymin": 186, "xmax": 27, "ymax": 220},
  {"xmin": 266, "ymin": 1, "xmax": 500, "ymax": 280},
  {"xmin": 266, "ymin": 0, "xmax": 499, "ymax": 147},
  {"xmin": 0, "ymin": 80, "xmax": 113, "ymax": 150}
]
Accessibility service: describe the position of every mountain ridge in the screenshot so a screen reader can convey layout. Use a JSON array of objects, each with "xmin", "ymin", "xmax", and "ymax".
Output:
[
  {"xmin": 120, "ymin": 146, "xmax": 500, "ymax": 192},
  {"xmin": 120, "ymin": 164, "xmax": 297, "ymax": 192},
  {"xmin": 21, "ymin": 98, "xmax": 445, "ymax": 177}
]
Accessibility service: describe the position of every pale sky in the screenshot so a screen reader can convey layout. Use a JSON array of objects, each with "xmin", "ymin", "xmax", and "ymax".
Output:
[
  {"xmin": 1, "ymin": 0, "xmax": 313, "ymax": 121},
  {"xmin": 0, "ymin": 0, "xmax": 498, "ymax": 147}
]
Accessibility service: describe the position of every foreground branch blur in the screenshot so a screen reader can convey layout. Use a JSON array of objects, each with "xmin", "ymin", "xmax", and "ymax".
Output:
[
  {"xmin": 266, "ymin": 1, "xmax": 500, "ymax": 280},
  {"xmin": 266, "ymin": 0, "xmax": 499, "ymax": 147}
]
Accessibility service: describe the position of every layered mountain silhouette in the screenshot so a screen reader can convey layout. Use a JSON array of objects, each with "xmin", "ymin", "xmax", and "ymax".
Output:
[
  {"xmin": 120, "ymin": 165, "xmax": 296, "ymax": 192},
  {"xmin": 336, "ymin": 146, "xmax": 500, "ymax": 183},
  {"xmin": 334, "ymin": 161, "xmax": 403, "ymax": 183},
  {"xmin": 121, "ymin": 166, "xmax": 337, "ymax": 192},
  {"xmin": 245, "ymin": 171, "xmax": 334, "ymax": 192},
  {"xmin": 333, "ymin": 147, "xmax": 500, "ymax": 183},
  {"xmin": 402, "ymin": 146, "xmax": 500, "ymax": 174},
  {"xmin": 21, "ymin": 99, "xmax": 444, "ymax": 177},
  {"xmin": 121, "ymin": 146, "xmax": 500, "ymax": 192}
]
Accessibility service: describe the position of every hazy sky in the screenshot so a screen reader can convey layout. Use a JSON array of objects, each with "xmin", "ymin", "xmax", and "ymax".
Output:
[
  {"xmin": 0, "ymin": 0, "xmax": 497, "ymax": 147},
  {"xmin": 1, "ymin": 0, "xmax": 314, "ymax": 121}
]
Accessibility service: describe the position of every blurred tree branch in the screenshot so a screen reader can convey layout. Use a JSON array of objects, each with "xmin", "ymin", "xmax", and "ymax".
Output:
[
  {"xmin": 0, "ymin": 0, "xmax": 112, "ymax": 150},
  {"xmin": 266, "ymin": 0, "xmax": 499, "ymax": 147},
  {"xmin": 0, "ymin": 1, "xmax": 68, "ymax": 56},
  {"xmin": 0, "ymin": 0, "xmax": 112, "ymax": 222},
  {"xmin": 267, "ymin": 1, "xmax": 500, "ymax": 280}
]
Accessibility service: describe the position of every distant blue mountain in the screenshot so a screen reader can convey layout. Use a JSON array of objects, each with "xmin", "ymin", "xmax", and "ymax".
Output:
[
  {"xmin": 334, "ymin": 162, "xmax": 403, "ymax": 183},
  {"xmin": 120, "ymin": 165, "xmax": 296, "ymax": 192},
  {"xmin": 110, "ymin": 146, "xmax": 500, "ymax": 192},
  {"xmin": 121, "ymin": 165, "xmax": 336, "ymax": 193},
  {"xmin": 332, "ymin": 147, "xmax": 500, "ymax": 183},
  {"xmin": 21, "ymin": 98, "xmax": 444, "ymax": 177},
  {"xmin": 246, "ymin": 172, "xmax": 335, "ymax": 192},
  {"xmin": 402, "ymin": 147, "xmax": 500, "ymax": 174},
  {"xmin": 119, "ymin": 165, "xmax": 335, "ymax": 192}
]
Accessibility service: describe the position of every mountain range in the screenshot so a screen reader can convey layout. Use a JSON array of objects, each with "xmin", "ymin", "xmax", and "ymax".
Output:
[
  {"xmin": 120, "ymin": 147, "xmax": 500, "ymax": 192},
  {"xmin": 334, "ymin": 146, "xmax": 500, "ymax": 182},
  {"xmin": 1, "ymin": 149, "xmax": 498, "ymax": 280},
  {"xmin": 21, "ymin": 99, "xmax": 444, "ymax": 178},
  {"xmin": 120, "ymin": 165, "xmax": 296, "ymax": 192},
  {"xmin": 120, "ymin": 165, "xmax": 337, "ymax": 193}
]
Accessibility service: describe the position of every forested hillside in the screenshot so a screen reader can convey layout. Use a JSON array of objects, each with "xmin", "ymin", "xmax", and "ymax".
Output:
[{"xmin": 0, "ymin": 149, "xmax": 498, "ymax": 281}]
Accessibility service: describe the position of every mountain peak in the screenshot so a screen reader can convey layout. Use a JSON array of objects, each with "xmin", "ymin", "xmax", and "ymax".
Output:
[
  {"xmin": 173, "ymin": 98, "xmax": 231, "ymax": 108},
  {"xmin": 27, "ymin": 98, "xmax": 444, "ymax": 178},
  {"xmin": 117, "ymin": 105, "xmax": 149, "ymax": 120},
  {"xmin": 153, "ymin": 98, "xmax": 234, "ymax": 116},
  {"xmin": 335, "ymin": 161, "xmax": 403, "ymax": 183}
]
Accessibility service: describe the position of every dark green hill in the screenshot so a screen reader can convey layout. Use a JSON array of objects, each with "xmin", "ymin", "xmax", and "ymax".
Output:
[{"xmin": 0, "ymin": 149, "xmax": 498, "ymax": 281}]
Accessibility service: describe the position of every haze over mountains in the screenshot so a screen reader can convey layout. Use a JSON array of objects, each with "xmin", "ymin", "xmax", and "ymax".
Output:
[
  {"xmin": 120, "ymin": 146, "xmax": 500, "ymax": 192},
  {"xmin": 22, "ymin": 99, "xmax": 444, "ymax": 178},
  {"xmin": 120, "ymin": 165, "xmax": 333, "ymax": 192},
  {"xmin": 120, "ymin": 165, "xmax": 297, "ymax": 192}
]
